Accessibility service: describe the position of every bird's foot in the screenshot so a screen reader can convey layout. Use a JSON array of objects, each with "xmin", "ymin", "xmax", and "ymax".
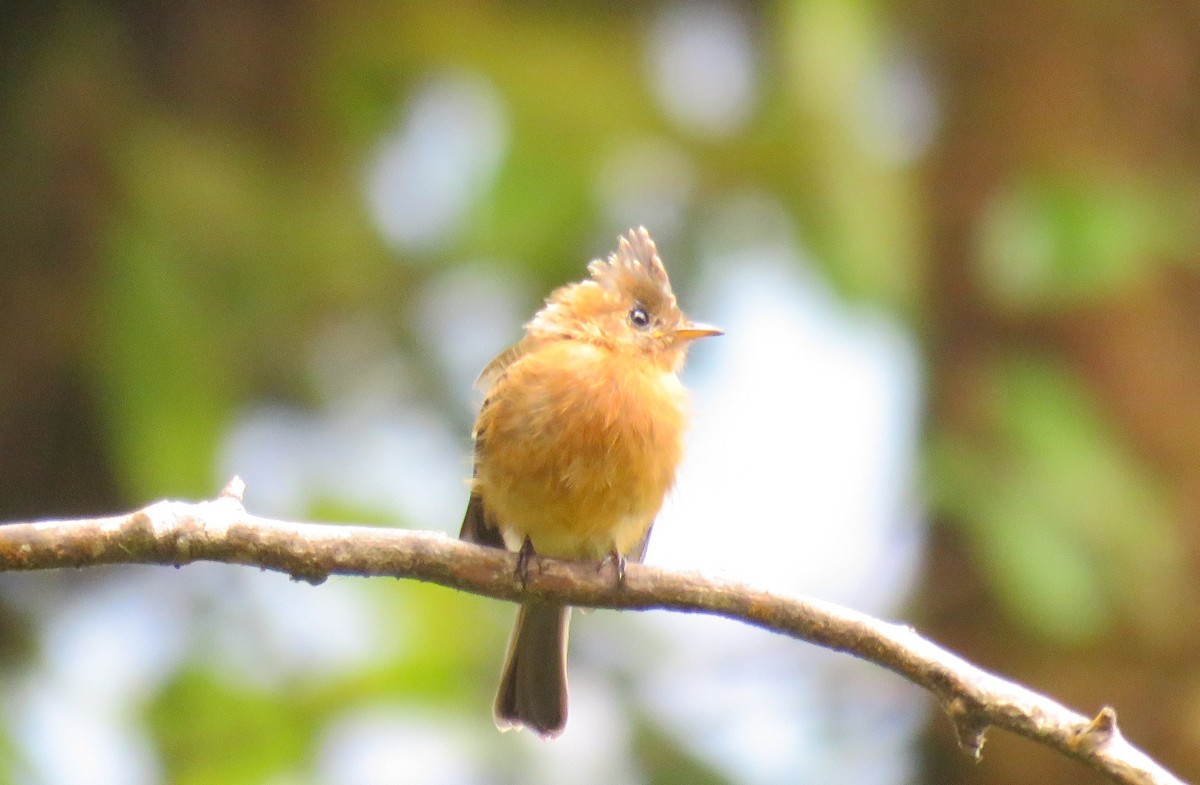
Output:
[
  {"xmin": 599, "ymin": 549, "xmax": 627, "ymax": 589},
  {"xmin": 515, "ymin": 537, "xmax": 536, "ymax": 588}
]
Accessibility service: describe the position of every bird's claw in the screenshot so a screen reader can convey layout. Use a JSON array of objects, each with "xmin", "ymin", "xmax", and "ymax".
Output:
[
  {"xmin": 515, "ymin": 537, "xmax": 536, "ymax": 588},
  {"xmin": 599, "ymin": 549, "xmax": 627, "ymax": 588}
]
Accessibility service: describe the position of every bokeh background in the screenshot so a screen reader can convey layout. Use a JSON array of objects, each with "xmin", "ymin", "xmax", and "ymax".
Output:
[{"xmin": 2, "ymin": 2, "xmax": 1198, "ymax": 784}]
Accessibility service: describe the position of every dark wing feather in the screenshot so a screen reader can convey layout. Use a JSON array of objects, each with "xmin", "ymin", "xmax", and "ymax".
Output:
[
  {"xmin": 459, "ymin": 491, "xmax": 506, "ymax": 549},
  {"xmin": 628, "ymin": 522, "xmax": 654, "ymax": 564},
  {"xmin": 458, "ymin": 395, "xmax": 505, "ymax": 549}
]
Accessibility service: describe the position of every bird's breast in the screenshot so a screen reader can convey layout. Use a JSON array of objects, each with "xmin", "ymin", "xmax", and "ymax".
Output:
[{"xmin": 473, "ymin": 340, "xmax": 687, "ymax": 560}]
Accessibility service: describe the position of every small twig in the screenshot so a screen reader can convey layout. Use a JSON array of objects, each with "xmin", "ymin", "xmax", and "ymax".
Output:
[{"xmin": 0, "ymin": 479, "xmax": 1184, "ymax": 785}]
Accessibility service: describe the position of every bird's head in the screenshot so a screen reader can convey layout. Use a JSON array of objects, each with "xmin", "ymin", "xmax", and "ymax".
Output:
[{"xmin": 528, "ymin": 227, "xmax": 721, "ymax": 371}]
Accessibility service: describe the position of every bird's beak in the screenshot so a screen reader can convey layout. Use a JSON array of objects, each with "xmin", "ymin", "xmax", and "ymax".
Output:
[{"xmin": 674, "ymin": 322, "xmax": 723, "ymax": 341}]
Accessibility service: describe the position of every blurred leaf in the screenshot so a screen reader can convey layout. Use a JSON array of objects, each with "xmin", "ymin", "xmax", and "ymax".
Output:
[
  {"xmin": 0, "ymin": 723, "xmax": 16, "ymax": 785},
  {"xmin": 975, "ymin": 498, "xmax": 1109, "ymax": 640},
  {"xmin": 632, "ymin": 714, "xmax": 732, "ymax": 785},
  {"xmin": 143, "ymin": 581, "xmax": 511, "ymax": 783},
  {"xmin": 320, "ymin": 2, "xmax": 649, "ymax": 275},
  {"xmin": 95, "ymin": 117, "xmax": 389, "ymax": 499},
  {"xmin": 929, "ymin": 354, "xmax": 1188, "ymax": 643},
  {"xmin": 148, "ymin": 667, "xmax": 314, "ymax": 785},
  {"xmin": 343, "ymin": 581, "xmax": 507, "ymax": 706},
  {"xmin": 779, "ymin": 0, "xmax": 924, "ymax": 312},
  {"xmin": 977, "ymin": 171, "xmax": 1196, "ymax": 311}
]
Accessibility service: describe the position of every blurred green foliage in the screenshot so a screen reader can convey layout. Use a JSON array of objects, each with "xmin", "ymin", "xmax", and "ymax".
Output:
[
  {"xmin": 929, "ymin": 356, "xmax": 1188, "ymax": 643},
  {"xmin": 630, "ymin": 717, "xmax": 730, "ymax": 785},
  {"xmin": 148, "ymin": 668, "xmax": 315, "ymax": 785},
  {"xmin": 0, "ymin": 727, "xmax": 16, "ymax": 785},
  {"xmin": 97, "ymin": 119, "xmax": 390, "ymax": 499},
  {"xmin": 977, "ymin": 171, "xmax": 1196, "ymax": 311},
  {"xmin": 783, "ymin": 0, "xmax": 923, "ymax": 309}
]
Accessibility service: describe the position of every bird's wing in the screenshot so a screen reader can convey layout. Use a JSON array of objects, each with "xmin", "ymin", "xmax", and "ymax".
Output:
[
  {"xmin": 460, "ymin": 341, "xmax": 528, "ymax": 549},
  {"xmin": 475, "ymin": 341, "xmax": 525, "ymax": 394},
  {"xmin": 459, "ymin": 490, "xmax": 506, "ymax": 549},
  {"xmin": 628, "ymin": 522, "xmax": 654, "ymax": 564}
]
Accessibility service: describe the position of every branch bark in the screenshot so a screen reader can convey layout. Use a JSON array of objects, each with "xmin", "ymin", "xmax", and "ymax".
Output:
[{"xmin": 0, "ymin": 479, "xmax": 1184, "ymax": 785}]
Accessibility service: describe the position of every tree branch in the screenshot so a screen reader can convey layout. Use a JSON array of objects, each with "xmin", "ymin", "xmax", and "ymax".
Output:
[{"xmin": 0, "ymin": 479, "xmax": 1183, "ymax": 785}]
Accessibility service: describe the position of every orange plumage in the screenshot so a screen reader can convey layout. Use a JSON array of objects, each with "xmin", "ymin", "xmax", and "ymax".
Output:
[{"xmin": 460, "ymin": 227, "xmax": 720, "ymax": 738}]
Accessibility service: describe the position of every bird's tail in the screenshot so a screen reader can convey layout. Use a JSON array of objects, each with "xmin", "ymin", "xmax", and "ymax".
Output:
[{"xmin": 494, "ymin": 602, "xmax": 570, "ymax": 738}]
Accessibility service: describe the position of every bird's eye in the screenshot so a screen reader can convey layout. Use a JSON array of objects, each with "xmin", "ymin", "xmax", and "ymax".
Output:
[{"xmin": 629, "ymin": 306, "xmax": 651, "ymax": 329}]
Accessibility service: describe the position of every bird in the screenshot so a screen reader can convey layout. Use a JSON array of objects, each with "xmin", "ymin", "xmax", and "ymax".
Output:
[{"xmin": 459, "ymin": 226, "xmax": 721, "ymax": 738}]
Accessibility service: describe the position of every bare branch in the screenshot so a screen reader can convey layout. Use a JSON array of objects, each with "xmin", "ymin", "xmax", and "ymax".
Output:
[{"xmin": 0, "ymin": 481, "xmax": 1184, "ymax": 785}]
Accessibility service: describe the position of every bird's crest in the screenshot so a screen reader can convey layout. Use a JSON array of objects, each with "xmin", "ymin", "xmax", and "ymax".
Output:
[
  {"xmin": 587, "ymin": 227, "xmax": 673, "ymax": 300},
  {"xmin": 524, "ymin": 227, "xmax": 680, "ymax": 344}
]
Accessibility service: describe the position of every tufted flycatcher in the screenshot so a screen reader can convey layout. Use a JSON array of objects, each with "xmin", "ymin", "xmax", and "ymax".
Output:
[{"xmin": 459, "ymin": 227, "xmax": 721, "ymax": 738}]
